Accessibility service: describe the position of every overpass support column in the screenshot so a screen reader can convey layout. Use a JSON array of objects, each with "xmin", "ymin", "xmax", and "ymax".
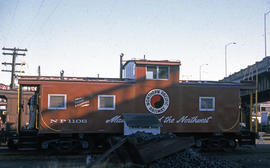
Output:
[{"xmin": 250, "ymin": 90, "xmax": 253, "ymax": 132}]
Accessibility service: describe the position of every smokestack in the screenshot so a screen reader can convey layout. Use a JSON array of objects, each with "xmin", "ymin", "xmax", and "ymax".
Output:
[
  {"xmin": 120, "ymin": 53, "xmax": 124, "ymax": 80},
  {"xmin": 60, "ymin": 70, "xmax": 64, "ymax": 80},
  {"xmin": 38, "ymin": 66, "xmax": 41, "ymax": 78}
]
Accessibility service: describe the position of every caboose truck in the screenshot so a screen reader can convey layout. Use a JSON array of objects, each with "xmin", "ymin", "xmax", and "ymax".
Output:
[{"xmin": 6, "ymin": 58, "xmax": 256, "ymax": 151}]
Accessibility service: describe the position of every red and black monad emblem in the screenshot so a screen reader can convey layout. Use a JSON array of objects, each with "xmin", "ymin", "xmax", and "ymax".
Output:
[{"xmin": 145, "ymin": 89, "xmax": 169, "ymax": 114}]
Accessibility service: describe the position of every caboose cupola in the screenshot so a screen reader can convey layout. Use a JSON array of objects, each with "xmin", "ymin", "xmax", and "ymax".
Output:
[{"xmin": 123, "ymin": 59, "xmax": 181, "ymax": 83}]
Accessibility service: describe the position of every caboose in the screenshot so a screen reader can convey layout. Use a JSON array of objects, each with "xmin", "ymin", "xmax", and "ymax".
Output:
[{"xmin": 9, "ymin": 58, "xmax": 256, "ymax": 151}]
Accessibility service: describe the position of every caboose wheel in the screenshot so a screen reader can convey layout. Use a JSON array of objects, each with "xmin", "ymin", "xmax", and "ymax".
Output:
[
  {"xmin": 7, "ymin": 140, "xmax": 17, "ymax": 150},
  {"xmin": 228, "ymin": 139, "xmax": 236, "ymax": 149},
  {"xmin": 195, "ymin": 139, "xmax": 202, "ymax": 148}
]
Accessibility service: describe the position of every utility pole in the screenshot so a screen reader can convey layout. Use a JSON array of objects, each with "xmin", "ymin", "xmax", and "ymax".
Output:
[
  {"xmin": 120, "ymin": 53, "xmax": 124, "ymax": 80},
  {"xmin": 38, "ymin": 65, "xmax": 41, "ymax": 79},
  {"xmin": 2, "ymin": 47, "xmax": 27, "ymax": 89},
  {"xmin": 199, "ymin": 64, "xmax": 208, "ymax": 81},
  {"xmin": 264, "ymin": 10, "xmax": 270, "ymax": 57},
  {"xmin": 225, "ymin": 42, "xmax": 236, "ymax": 77}
]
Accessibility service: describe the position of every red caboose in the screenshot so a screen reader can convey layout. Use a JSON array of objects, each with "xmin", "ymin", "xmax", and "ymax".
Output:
[{"xmin": 15, "ymin": 59, "xmax": 255, "ymax": 150}]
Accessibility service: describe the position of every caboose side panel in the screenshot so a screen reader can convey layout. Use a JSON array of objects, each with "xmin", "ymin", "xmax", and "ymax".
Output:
[
  {"xmin": 38, "ymin": 81, "xmax": 240, "ymax": 134},
  {"xmin": 39, "ymin": 81, "xmax": 136, "ymax": 134},
  {"xmin": 177, "ymin": 85, "xmax": 240, "ymax": 133},
  {"xmin": 18, "ymin": 60, "xmax": 240, "ymax": 135},
  {"xmin": 132, "ymin": 83, "xmax": 240, "ymax": 133},
  {"xmin": 0, "ymin": 90, "xmax": 33, "ymax": 131}
]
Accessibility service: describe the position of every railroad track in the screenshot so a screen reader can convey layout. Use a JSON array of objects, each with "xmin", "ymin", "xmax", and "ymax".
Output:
[
  {"xmin": 0, "ymin": 145, "xmax": 88, "ymax": 159},
  {"xmin": 0, "ymin": 147, "xmax": 88, "ymax": 168},
  {"xmin": 0, "ymin": 151, "xmax": 87, "ymax": 159}
]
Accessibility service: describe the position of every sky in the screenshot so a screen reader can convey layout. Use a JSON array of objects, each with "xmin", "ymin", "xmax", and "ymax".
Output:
[{"xmin": 0, "ymin": 0, "xmax": 270, "ymax": 85}]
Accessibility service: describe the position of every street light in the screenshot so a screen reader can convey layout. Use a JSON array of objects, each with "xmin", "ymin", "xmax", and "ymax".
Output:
[
  {"xmin": 225, "ymin": 42, "xmax": 236, "ymax": 77},
  {"xmin": 264, "ymin": 10, "xmax": 270, "ymax": 57},
  {"xmin": 199, "ymin": 64, "xmax": 208, "ymax": 81}
]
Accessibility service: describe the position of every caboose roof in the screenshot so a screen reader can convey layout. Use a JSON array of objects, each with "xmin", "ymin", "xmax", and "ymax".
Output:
[
  {"xmin": 123, "ymin": 59, "xmax": 181, "ymax": 67},
  {"xmin": 179, "ymin": 80, "xmax": 256, "ymax": 89},
  {"xmin": 18, "ymin": 76, "xmax": 135, "ymax": 85}
]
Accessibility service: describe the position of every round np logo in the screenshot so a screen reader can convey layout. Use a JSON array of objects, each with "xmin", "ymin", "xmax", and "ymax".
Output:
[{"xmin": 145, "ymin": 89, "xmax": 170, "ymax": 114}]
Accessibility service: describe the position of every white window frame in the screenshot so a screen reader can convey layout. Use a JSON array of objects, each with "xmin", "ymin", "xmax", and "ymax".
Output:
[
  {"xmin": 199, "ymin": 97, "xmax": 215, "ymax": 111},
  {"xmin": 98, "ymin": 95, "xmax": 116, "ymax": 110},
  {"xmin": 146, "ymin": 65, "xmax": 170, "ymax": 80},
  {"xmin": 48, "ymin": 94, "xmax": 67, "ymax": 110}
]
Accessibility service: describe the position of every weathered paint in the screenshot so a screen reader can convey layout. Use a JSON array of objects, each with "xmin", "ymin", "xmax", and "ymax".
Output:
[
  {"xmin": 18, "ymin": 60, "xmax": 240, "ymax": 134},
  {"xmin": 0, "ymin": 89, "xmax": 33, "ymax": 130}
]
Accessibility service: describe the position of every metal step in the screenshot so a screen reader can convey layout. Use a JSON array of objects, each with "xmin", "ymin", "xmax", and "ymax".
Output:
[
  {"xmin": 19, "ymin": 129, "xmax": 38, "ymax": 136},
  {"xmin": 17, "ymin": 147, "xmax": 38, "ymax": 151},
  {"xmin": 19, "ymin": 141, "xmax": 39, "ymax": 145}
]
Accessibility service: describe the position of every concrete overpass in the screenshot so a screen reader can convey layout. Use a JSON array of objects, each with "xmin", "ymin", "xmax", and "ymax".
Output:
[{"xmin": 221, "ymin": 57, "xmax": 270, "ymax": 103}]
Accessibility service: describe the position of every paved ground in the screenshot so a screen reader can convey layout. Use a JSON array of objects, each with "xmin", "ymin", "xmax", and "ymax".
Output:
[
  {"xmin": 201, "ymin": 132, "xmax": 270, "ymax": 168},
  {"xmin": 201, "ymin": 144, "xmax": 270, "ymax": 168},
  {"xmin": 0, "ymin": 133, "xmax": 269, "ymax": 168},
  {"xmin": 0, "ymin": 152, "xmax": 87, "ymax": 168}
]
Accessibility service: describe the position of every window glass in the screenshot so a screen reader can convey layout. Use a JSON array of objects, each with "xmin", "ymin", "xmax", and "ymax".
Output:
[
  {"xmin": 146, "ymin": 66, "xmax": 157, "ymax": 79},
  {"xmin": 0, "ymin": 106, "xmax": 6, "ymax": 110},
  {"xmin": 146, "ymin": 66, "xmax": 169, "ymax": 80},
  {"xmin": 159, "ymin": 66, "xmax": 169, "ymax": 79},
  {"xmin": 48, "ymin": 94, "xmax": 66, "ymax": 109},
  {"xmin": 98, "ymin": 95, "xmax": 115, "ymax": 110},
  {"xmin": 133, "ymin": 64, "xmax": 136, "ymax": 76},
  {"xmin": 199, "ymin": 97, "xmax": 215, "ymax": 111},
  {"xmin": 265, "ymin": 107, "xmax": 270, "ymax": 111}
]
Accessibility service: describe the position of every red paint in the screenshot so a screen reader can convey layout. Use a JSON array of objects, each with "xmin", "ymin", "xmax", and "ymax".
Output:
[{"xmin": 151, "ymin": 95, "xmax": 162, "ymax": 107}]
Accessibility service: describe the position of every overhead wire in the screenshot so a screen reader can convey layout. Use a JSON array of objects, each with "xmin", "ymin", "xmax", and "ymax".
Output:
[
  {"xmin": 17, "ymin": 0, "xmax": 45, "ymax": 74},
  {"xmin": 0, "ymin": 0, "xmax": 18, "ymax": 46},
  {"xmin": 18, "ymin": 0, "xmax": 45, "ymax": 46},
  {"xmin": 20, "ymin": 0, "xmax": 62, "ymax": 79},
  {"xmin": 5, "ymin": 0, "xmax": 20, "ymax": 46},
  {"xmin": 27, "ymin": 0, "xmax": 62, "ymax": 48}
]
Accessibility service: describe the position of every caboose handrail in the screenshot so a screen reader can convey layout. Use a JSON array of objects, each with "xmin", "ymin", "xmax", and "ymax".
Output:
[
  {"xmin": 179, "ymin": 80, "xmax": 256, "ymax": 89},
  {"xmin": 17, "ymin": 75, "xmax": 135, "ymax": 82}
]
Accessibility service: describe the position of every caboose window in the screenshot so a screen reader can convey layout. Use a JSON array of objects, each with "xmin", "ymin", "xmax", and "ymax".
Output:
[
  {"xmin": 199, "ymin": 97, "xmax": 215, "ymax": 111},
  {"xmin": 146, "ymin": 66, "xmax": 169, "ymax": 80},
  {"xmin": 48, "ymin": 94, "xmax": 67, "ymax": 110},
  {"xmin": 146, "ymin": 66, "xmax": 157, "ymax": 79},
  {"xmin": 98, "ymin": 95, "xmax": 115, "ymax": 110},
  {"xmin": 159, "ymin": 66, "xmax": 169, "ymax": 79}
]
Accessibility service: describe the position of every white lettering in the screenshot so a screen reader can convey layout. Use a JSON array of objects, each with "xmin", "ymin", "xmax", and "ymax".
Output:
[
  {"xmin": 106, "ymin": 115, "xmax": 212, "ymax": 124},
  {"xmin": 50, "ymin": 119, "xmax": 58, "ymax": 124},
  {"xmin": 163, "ymin": 116, "xmax": 175, "ymax": 123},
  {"xmin": 176, "ymin": 116, "xmax": 212, "ymax": 124},
  {"xmin": 60, "ymin": 119, "xmax": 66, "ymax": 123},
  {"xmin": 82, "ymin": 119, "xmax": 87, "ymax": 123},
  {"xmin": 105, "ymin": 115, "xmax": 123, "ymax": 123},
  {"xmin": 50, "ymin": 119, "xmax": 88, "ymax": 124},
  {"xmin": 76, "ymin": 119, "xmax": 82, "ymax": 123}
]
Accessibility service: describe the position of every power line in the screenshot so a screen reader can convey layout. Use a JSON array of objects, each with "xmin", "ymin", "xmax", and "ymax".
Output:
[
  {"xmin": 28, "ymin": 0, "xmax": 62, "ymax": 47},
  {"xmin": 19, "ymin": 0, "xmax": 45, "ymax": 45},
  {"xmin": 10, "ymin": 0, "xmax": 19, "ymax": 25},
  {"xmin": 5, "ymin": 0, "xmax": 20, "ymax": 44}
]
